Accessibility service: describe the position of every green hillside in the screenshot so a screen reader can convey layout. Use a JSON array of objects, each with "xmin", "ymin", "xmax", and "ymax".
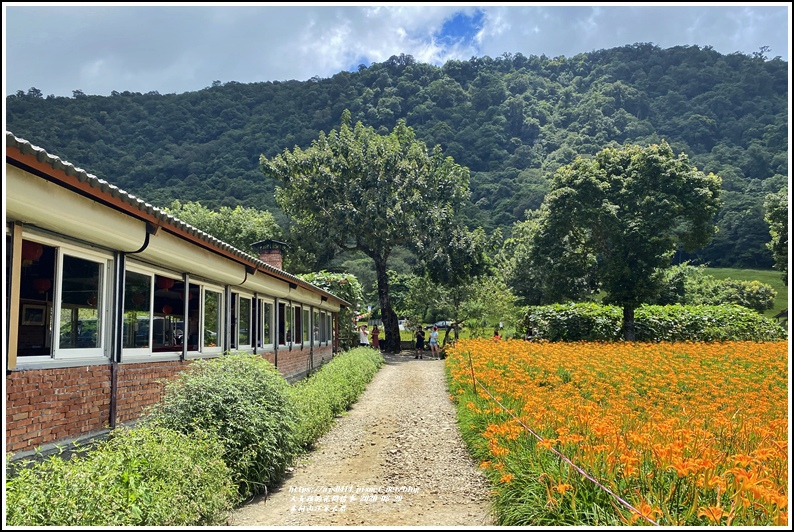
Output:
[{"xmin": 6, "ymin": 44, "xmax": 788, "ymax": 274}]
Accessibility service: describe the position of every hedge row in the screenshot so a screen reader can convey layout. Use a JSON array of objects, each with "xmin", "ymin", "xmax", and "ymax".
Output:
[
  {"xmin": 5, "ymin": 348, "xmax": 384, "ymax": 526},
  {"xmin": 520, "ymin": 303, "xmax": 787, "ymax": 342},
  {"xmin": 289, "ymin": 347, "xmax": 384, "ymax": 449}
]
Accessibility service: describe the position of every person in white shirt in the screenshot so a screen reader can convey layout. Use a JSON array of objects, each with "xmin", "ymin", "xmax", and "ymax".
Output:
[
  {"xmin": 429, "ymin": 325, "xmax": 440, "ymax": 358},
  {"xmin": 359, "ymin": 325, "xmax": 370, "ymax": 346}
]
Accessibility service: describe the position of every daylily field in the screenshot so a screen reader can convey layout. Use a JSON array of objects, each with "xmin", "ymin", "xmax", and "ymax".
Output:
[{"xmin": 447, "ymin": 339, "xmax": 789, "ymax": 526}]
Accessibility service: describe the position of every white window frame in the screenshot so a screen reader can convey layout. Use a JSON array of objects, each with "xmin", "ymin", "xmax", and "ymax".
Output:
[
  {"xmin": 319, "ymin": 311, "xmax": 327, "ymax": 343},
  {"xmin": 302, "ymin": 307, "xmax": 311, "ymax": 344},
  {"xmin": 121, "ymin": 263, "xmax": 192, "ymax": 362},
  {"xmin": 326, "ymin": 313, "xmax": 333, "ymax": 345},
  {"xmin": 258, "ymin": 298, "xmax": 275, "ymax": 350},
  {"xmin": 293, "ymin": 304, "xmax": 302, "ymax": 347},
  {"xmin": 196, "ymin": 283, "xmax": 224, "ymax": 357},
  {"xmin": 231, "ymin": 290, "xmax": 254, "ymax": 352},
  {"xmin": 121, "ymin": 265, "xmax": 157, "ymax": 359},
  {"xmin": 279, "ymin": 300, "xmax": 293, "ymax": 347},
  {"xmin": 19, "ymin": 234, "xmax": 113, "ymax": 363},
  {"xmin": 312, "ymin": 309, "xmax": 320, "ymax": 345}
]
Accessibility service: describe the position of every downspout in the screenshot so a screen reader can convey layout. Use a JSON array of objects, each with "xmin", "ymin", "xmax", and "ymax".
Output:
[
  {"xmin": 273, "ymin": 297, "xmax": 279, "ymax": 368},
  {"xmin": 225, "ymin": 285, "xmax": 232, "ymax": 353},
  {"xmin": 333, "ymin": 313, "xmax": 339, "ymax": 355},
  {"xmin": 252, "ymin": 294, "xmax": 258, "ymax": 355},
  {"xmin": 309, "ymin": 305, "xmax": 314, "ymax": 372},
  {"xmin": 181, "ymin": 274, "xmax": 189, "ymax": 362},
  {"xmin": 109, "ymin": 252, "xmax": 125, "ymax": 430},
  {"xmin": 110, "ymin": 221, "xmax": 156, "ymax": 430}
]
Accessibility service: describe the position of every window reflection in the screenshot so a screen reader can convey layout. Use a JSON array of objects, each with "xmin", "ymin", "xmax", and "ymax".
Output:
[{"xmin": 59, "ymin": 255, "xmax": 102, "ymax": 349}]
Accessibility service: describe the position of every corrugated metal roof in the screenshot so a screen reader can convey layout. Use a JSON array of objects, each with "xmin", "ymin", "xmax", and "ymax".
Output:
[{"xmin": 6, "ymin": 131, "xmax": 350, "ymax": 307}]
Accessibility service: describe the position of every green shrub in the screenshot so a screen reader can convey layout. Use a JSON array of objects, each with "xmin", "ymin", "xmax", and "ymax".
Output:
[
  {"xmin": 657, "ymin": 264, "xmax": 777, "ymax": 312},
  {"xmin": 5, "ymin": 426, "xmax": 235, "ymax": 526},
  {"xmin": 289, "ymin": 347, "xmax": 383, "ymax": 449},
  {"xmin": 144, "ymin": 352, "xmax": 299, "ymax": 499},
  {"xmin": 521, "ymin": 303, "xmax": 623, "ymax": 341},
  {"xmin": 520, "ymin": 303, "xmax": 787, "ymax": 342},
  {"xmin": 716, "ymin": 279, "xmax": 777, "ymax": 312},
  {"xmin": 635, "ymin": 304, "xmax": 786, "ymax": 342}
]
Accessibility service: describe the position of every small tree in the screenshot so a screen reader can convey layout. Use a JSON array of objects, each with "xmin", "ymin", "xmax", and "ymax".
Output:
[
  {"xmin": 528, "ymin": 141, "xmax": 722, "ymax": 339},
  {"xmin": 460, "ymin": 275, "xmax": 518, "ymax": 339},
  {"xmin": 764, "ymin": 187, "xmax": 788, "ymax": 285},
  {"xmin": 297, "ymin": 271, "xmax": 364, "ymax": 349}
]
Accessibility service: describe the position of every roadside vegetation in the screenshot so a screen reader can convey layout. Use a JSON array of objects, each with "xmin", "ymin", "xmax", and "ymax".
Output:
[{"xmin": 5, "ymin": 348, "xmax": 384, "ymax": 526}]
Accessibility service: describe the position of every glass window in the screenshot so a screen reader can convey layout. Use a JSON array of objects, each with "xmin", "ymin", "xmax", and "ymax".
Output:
[
  {"xmin": 239, "ymin": 296, "xmax": 251, "ymax": 347},
  {"xmin": 184, "ymin": 283, "xmax": 200, "ymax": 351},
  {"xmin": 12, "ymin": 239, "xmax": 112, "ymax": 361},
  {"xmin": 56, "ymin": 253, "xmax": 106, "ymax": 357},
  {"xmin": 16, "ymin": 240, "xmax": 56, "ymax": 357},
  {"xmin": 122, "ymin": 267, "xmax": 197, "ymax": 357},
  {"xmin": 123, "ymin": 270, "xmax": 152, "ymax": 350},
  {"xmin": 284, "ymin": 303, "xmax": 293, "ymax": 345},
  {"xmin": 294, "ymin": 305, "xmax": 302, "ymax": 345},
  {"xmin": 278, "ymin": 302, "xmax": 286, "ymax": 345},
  {"xmin": 152, "ymin": 275, "xmax": 184, "ymax": 352},
  {"xmin": 313, "ymin": 310, "xmax": 319, "ymax": 342},
  {"xmin": 303, "ymin": 308, "xmax": 310, "ymax": 343},
  {"xmin": 231, "ymin": 293, "xmax": 252, "ymax": 349},
  {"xmin": 326, "ymin": 314, "xmax": 332, "ymax": 344},
  {"xmin": 203, "ymin": 289, "xmax": 222, "ymax": 350},
  {"xmin": 260, "ymin": 300, "xmax": 273, "ymax": 346}
]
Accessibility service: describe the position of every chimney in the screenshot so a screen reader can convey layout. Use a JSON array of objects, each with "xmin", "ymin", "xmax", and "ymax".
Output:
[{"xmin": 251, "ymin": 239, "xmax": 289, "ymax": 270}]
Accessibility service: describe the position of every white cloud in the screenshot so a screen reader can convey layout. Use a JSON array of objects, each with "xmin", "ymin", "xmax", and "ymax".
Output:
[{"xmin": 3, "ymin": 4, "xmax": 790, "ymax": 98}]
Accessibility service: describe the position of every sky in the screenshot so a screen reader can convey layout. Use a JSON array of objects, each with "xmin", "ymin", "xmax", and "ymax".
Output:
[{"xmin": 3, "ymin": 3, "xmax": 792, "ymax": 99}]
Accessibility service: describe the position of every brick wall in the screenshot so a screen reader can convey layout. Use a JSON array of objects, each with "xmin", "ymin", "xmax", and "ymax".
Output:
[
  {"xmin": 6, "ymin": 345, "xmax": 337, "ymax": 454},
  {"xmin": 115, "ymin": 361, "xmax": 187, "ymax": 423},
  {"xmin": 277, "ymin": 344, "xmax": 335, "ymax": 382},
  {"xmin": 6, "ymin": 365, "xmax": 112, "ymax": 453},
  {"xmin": 258, "ymin": 251, "xmax": 283, "ymax": 270}
]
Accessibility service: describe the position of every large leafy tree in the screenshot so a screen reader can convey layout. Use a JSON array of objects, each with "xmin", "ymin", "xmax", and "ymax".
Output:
[
  {"xmin": 261, "ymin": 111, "xmax": 470, "ymax": 352},
  {"xmin": 764, "ymin": 187, "xmax": 788, "ymax": 285},
  {"xmin": 529, "ymin": 141, "xmax": 722, "ymax": 339}
]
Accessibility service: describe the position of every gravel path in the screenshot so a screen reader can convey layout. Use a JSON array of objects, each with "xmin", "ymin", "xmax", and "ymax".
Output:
[{"xmin": 227, "ymin": 351, "xmax": 495, "ymax": 527}]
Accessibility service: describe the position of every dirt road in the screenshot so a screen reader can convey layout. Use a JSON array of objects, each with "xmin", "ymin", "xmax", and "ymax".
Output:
[{"xmin": 227, "ymin": 351, "xmax": 494, "ymax": 527}]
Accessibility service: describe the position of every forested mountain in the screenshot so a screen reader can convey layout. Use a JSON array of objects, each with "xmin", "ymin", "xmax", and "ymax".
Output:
[{"xmin": 6, "ymin": 43, "xmax": 788, "ymax": 269}]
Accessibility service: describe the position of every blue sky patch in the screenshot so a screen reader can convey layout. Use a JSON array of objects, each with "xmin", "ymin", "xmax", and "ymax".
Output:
[{"xmin": 437, "ymin": 9, "xmax": 484, "ymax": 51}]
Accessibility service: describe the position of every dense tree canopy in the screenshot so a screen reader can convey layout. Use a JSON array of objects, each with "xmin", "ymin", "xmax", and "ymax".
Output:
[
  {"xmin": 260, "ymin": 111, "xmax": 472, "ymax": 351},
  {"xmin": 5, "ymin": 45, "xmax": 786, "ymax": 274},
  {"xmin": 163, "ymin": 200, "xmax": 281, "ymax": 255},
  {"xmin": 525, "ymin": 141, "xmax": 722, "ymax": 339}
]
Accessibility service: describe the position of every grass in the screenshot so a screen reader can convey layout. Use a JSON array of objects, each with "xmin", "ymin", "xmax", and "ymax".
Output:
[{"xmin": 706, "ymin": 267, "xmax": 788, "ymax": 318}]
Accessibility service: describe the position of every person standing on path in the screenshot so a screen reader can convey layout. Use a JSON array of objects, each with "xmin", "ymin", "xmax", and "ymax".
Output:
[
  {"xmin": 415, "ymin": 328, "xmax": 425, "ymax": 358},
  {"xmin": 359, "ymin": 324, "xmax": 370, "ymax": 346},
  {"xmin": 371, "ymin": 325, "xmax": 380, "ymax": 349},
  {"xmin": 429, "ymin": 325, "xmax": 440, "ymax": 359}
]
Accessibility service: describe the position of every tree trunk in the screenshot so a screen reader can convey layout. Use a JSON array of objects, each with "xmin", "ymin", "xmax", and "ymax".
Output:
[
  {"xmin": 622, "ymin": 305, "xmax": 636, "ymax": 341},
  {"xmin": 374, "ymin": 258, "xmax": 400, "ymax": 353}
]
